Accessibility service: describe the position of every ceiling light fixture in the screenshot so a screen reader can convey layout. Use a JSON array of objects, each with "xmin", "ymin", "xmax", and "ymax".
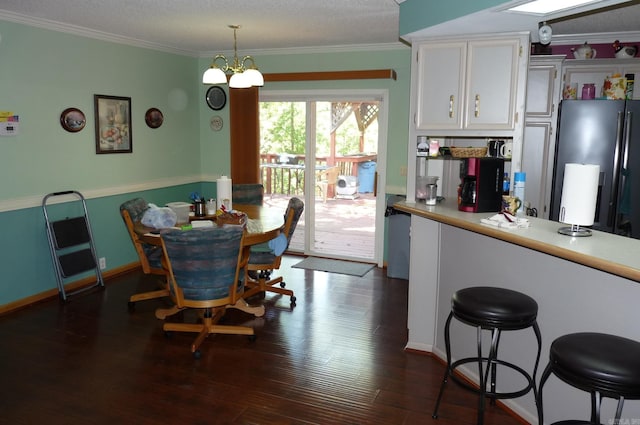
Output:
[
  {"xmin": 507, "ymin": 0, "xmax": 601, "ymax": 14},
  {"xmin": 202, "ymin": 25, "xmax": 264, "ymax": 89},
  {"xmin": 538, "ymin": 21, "xmax": 553, "ymax": 44}
]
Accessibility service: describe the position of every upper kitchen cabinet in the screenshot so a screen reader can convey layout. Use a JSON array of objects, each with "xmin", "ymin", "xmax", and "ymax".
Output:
[
  {"xmin": 414, "ymin": 41, "xmax": 466, "ymax": 130},
  {"xmin": 413, "ymin": 34, "xmax": 529, "ymax": 135}
]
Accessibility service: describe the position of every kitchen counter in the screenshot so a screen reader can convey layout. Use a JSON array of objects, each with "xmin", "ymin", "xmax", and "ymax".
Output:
[
  {"xmin": 395, "ymin": 199, "xmax": 640, "ymax": 423},
  {"xmin": 394, "ymin": 199, "xmax": 640, "ymax": 282}
]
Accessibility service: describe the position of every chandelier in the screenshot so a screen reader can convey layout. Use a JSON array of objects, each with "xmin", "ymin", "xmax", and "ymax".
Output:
[{"xmin": 202, "ymin": 25, "xmax": 264, "ymax": 89}]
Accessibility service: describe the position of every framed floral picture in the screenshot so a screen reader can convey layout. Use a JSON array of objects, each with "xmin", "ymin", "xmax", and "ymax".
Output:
[{"xmin": 94, "ymin": 95, "xmax": 132, "ymax": 154}]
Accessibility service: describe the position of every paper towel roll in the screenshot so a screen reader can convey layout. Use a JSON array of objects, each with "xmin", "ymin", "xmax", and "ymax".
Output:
[
  {"xmin": 217, "ymin": 176, "xmax": 232, "ymax": 211},
  {"xmin": 559, "ymin": 163, "xmax": 600, "ymax": 226}
]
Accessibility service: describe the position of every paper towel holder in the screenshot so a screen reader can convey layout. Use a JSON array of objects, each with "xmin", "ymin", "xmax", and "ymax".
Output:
[
  {"xmin": 557, "ymin": 222, "xmax": 592, "ymax": 237},
  {"xmin": 557, "ymin": 163, "xmax": 600, "ymax": 237}
]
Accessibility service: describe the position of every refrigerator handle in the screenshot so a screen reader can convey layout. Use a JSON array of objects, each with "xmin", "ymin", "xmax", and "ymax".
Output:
[
  {"xmin": 622, "ymin": 111, "xmax": 632, "ymax": 170},
  {"xmin": 608, "ymin": 111, "xmax": 625, "ymax": 228}
]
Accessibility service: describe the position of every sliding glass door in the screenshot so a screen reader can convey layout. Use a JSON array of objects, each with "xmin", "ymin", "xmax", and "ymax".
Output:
[{"xmin": 259, "ymin": 90, "xmax": 387, "ymax": 265}]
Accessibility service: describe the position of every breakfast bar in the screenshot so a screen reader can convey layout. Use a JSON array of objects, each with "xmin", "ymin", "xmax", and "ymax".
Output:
[{"xmin": 394, "ymin": 199, "xmax": 640, "ymax": 424}]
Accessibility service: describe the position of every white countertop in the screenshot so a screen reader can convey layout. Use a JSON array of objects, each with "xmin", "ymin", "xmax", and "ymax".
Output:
[{"xmin": 394, "ymin": 199, "xmax": 640, "ymax": 282}]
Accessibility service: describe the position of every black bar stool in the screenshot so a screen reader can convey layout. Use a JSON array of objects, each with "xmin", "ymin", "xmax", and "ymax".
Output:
[
  {"xmin": 432, "ymin": 286, "xmax": 542, "ymax": 425},
  {"xmin": 537, "ymin": 332, "xmax": 640, "ymax": 424}
]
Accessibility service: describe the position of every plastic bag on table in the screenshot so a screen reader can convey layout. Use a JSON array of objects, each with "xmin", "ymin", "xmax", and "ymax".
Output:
[{"xmin": 141, "ymin": 203, "xmax": 177, "ymax": 229}]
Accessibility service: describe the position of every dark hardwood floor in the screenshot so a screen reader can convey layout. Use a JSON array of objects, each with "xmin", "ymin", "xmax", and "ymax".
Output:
[{"xmin": 0, "ymin": 256, "xmax": 524, "ymax": 425}]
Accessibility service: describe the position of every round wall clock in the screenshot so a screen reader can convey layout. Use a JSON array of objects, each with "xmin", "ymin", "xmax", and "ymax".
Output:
[
  {"xmin": 206, "ymin": 86, "xmax": 227, "ymax": 110},
  {"xmin": 210, "ymin": 115, "xmax": 223, "ymax": 131},
  {"xmin": 60, "ymin": 108, "xmax": 86, "ymax": 132}
]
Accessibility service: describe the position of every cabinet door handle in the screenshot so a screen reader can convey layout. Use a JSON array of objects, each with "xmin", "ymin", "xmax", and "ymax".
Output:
[
  {"xmin": 474, "ymin": 94, "xmax": 480, "ymax": 117},
  {"xmin": 449, "ymin": 95, "xmax": 454, "ymax": 118}
]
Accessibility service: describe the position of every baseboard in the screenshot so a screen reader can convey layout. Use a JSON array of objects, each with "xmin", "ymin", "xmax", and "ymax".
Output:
[{"xmin": 0, "ymin": 262, "xmax": 141, "ymax": 316}]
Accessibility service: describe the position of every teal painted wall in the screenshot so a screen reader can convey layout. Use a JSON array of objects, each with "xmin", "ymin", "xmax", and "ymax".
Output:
[
  {"xmin": 399, "ymin": 0, "xmax": 509, "ymax": 36},
  {"xmin": 0, "ymin": 20, "xmax": 204, "ymax": 305},
  {"xmin": 0, "ymin": 20, "xmax": 411, "ymax": 306}
]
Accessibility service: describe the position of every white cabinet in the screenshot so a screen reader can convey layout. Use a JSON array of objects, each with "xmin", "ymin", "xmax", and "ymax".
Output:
[
  {"xmin": 405, "ymin": 33, "xmax": 529, "ymax": 203},
  {"xmin": 414, "ymin": 41, "xmax": 466, "ymax": 130},
  {"xmin": 414, "ymin": 37, "xmax": 524, "ymax": 132},
  {"xmin": 522, "ymin": 55, "xmax": 563, "ymax": 219}
]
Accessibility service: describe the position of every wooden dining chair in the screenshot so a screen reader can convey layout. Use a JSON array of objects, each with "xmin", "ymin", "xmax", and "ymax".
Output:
[
  {"xmin": 119, "ymin": 198, "xmax": 170, "ymax": 311},
  {"xmin": 243, "ymin": 197, "xmax": 304, "ymax": 306},
  {"xmin": 157, "ymin": 226, "xmax": 262, "ymax": 358}
]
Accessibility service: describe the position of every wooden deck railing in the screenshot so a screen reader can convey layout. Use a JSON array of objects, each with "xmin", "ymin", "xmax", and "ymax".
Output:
[{"xmin": 259, "ymin": 153, "xmax": 377, "ymax": 195}]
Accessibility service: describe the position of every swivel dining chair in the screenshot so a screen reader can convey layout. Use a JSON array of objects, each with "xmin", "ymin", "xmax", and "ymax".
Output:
[
  {"xmin": 232, "ymin": 183, "xmax": 264, "ymax": 206},
  {"xmin": 119, "ymin": 198, "xmax": 170, "ymax": 311},
  {"xmin": 243, "ymin": 197, "xmax": 304, "ymax": 306},
  {"xmin": 157, "ymin": 226, "xmax": 262, "ymax": 358}
]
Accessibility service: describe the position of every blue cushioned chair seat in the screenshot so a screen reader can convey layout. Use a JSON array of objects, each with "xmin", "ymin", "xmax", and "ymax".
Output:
[
  {"xmin": 162, "ymin": 226, "xmax": 245, "ymax": 301},
  {"xmin": 248, "ymin": 250, "xmax": 277, "ymax": 265}
]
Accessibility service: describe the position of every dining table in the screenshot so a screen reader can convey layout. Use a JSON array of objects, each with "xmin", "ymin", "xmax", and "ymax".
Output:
[
  {"xmin": 189, "ymin": 203, "xmax": 285, "ymax": 247},
  {"xmin": 134, "ymin": 203, "xmax": 285, "ymax": 319},
  {"xmin": 134, "ymin": 203, "xmax": 285, "ymax": 247}
]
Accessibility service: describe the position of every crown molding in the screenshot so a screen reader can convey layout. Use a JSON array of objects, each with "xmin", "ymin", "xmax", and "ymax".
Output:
[
  {"xmin": 0, "ymin": 10, "xmax": 198, "ymax": 57},
  {"xmin": 199, "ymin": 42, "xmax": 409, "ymax": 58},
  {"xmin": 551, "ymin": 30, "xmax": 640, "ymax": 45},
  {"xmin": 1, "ymin": 10, "xmax": 409, "ymax": 58}
]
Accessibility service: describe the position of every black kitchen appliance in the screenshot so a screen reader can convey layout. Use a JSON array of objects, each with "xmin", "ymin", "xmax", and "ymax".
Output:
[
  {"xmin": 550, "ymin": 99, "xmax": 640, "ymax": 238},
  {"xmin": 458, "ymin": 157, "xmax": 504, "ymax": 213}
]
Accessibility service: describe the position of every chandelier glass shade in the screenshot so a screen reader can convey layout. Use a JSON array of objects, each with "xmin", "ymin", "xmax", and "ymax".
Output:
[{"xmin": 202, "ymin": 25, "xmax": 264, "ymax": 88}]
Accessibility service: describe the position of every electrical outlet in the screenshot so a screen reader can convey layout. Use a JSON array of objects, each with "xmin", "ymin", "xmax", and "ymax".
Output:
[
  {"xmin": 400, "ymin": 165, "xmax": 407, "ymax": 177},
  {"xmin": 99, "ymin": 257, "xmax": 106, "ymax": 270}
]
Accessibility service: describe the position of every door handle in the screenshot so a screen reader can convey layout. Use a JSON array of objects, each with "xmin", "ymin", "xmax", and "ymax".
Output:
[
  {"xmin": 474, "ymin": 94, "xmax": 480, "ymax": 118},
  {"xmin": 608, "ymin": 111, "xmax": 625, "ymax": 228}
]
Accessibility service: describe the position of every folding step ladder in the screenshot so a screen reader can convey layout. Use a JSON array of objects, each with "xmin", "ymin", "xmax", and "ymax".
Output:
[{"xmin": 42, "ymin": 191, "xmax": 105, "ymax": 302}]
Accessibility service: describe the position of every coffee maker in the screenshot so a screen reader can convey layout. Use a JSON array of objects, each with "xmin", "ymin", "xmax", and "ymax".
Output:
[{"xmin": 458, "ymin": 157, "xmax": 504, "ymax": 213}]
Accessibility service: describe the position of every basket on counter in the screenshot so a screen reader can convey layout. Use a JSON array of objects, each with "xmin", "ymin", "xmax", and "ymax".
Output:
[
  {"xmin": 214, "ymin": 211, "xmax": 247, "ymax": 227},
  {"xmin": 449, "ymin": 146, "xmax": 488, "ymax": 158}
]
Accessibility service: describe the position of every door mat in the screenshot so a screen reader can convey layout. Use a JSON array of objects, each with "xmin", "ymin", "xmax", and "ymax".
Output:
[{"xmin": 292, "ymin": 257, "xmax": 375, "ymax": 277}]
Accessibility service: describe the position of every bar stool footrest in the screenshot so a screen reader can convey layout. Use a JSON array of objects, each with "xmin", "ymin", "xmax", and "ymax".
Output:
[{"xmin": 450, "ymin": 356, "xmax": 535, "ymax": 400}]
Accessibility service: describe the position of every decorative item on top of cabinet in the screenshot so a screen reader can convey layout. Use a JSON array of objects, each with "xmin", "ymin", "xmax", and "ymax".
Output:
[
  {"xmin": 413, "ymin": 35, "xmax": 526, "ymax": 132},
  {"xmin": 561, "ymin": 59, "xmax": 640, "ymax": 101}
]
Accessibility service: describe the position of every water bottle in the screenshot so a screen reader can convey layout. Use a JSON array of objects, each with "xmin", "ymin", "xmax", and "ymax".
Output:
[
  {"xmin": 502, "ymin": 172, "xmax": 510, "ymax": 195},
  {"xmin": 513, "ymin": 172, "xmax": 526, "ymax": 215}
]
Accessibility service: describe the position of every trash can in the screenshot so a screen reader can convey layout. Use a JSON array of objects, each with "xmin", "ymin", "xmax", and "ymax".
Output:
[
  {"xmin": 385, "ymin": 195, "xmax": 410, "ymax": 280},
  {"xmin": 358, "ymin": 161, "xmax": 377, "ymax": 193}
]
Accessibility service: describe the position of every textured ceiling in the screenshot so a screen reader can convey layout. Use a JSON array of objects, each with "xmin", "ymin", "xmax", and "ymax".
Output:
[
  {"xmin": 0, "ymin": 0, "xmax": 639, "ymax": 57},
  {"xmin": 0, "ymin": 0, "xmax": 404, "ymax": 56},
  {"xmin": 551, "ymin": 2, "xmax": 640, "ymax": 35}
]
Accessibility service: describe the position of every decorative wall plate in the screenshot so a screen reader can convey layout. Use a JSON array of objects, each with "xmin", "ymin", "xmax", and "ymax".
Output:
[
  {"xmin": 145, "ymin": 108, "xmax": 164, "ymax": 128},
  {"xmin": 206, "ymin": 86, "xmax": 227, "ymax": 110},
  {"xmin": 210, "ymin": 115, "xmax": 223, "ymax": 131},
  {"xmin": 60, "ymin": 108, "xmax": 86, "ymax": 132}
]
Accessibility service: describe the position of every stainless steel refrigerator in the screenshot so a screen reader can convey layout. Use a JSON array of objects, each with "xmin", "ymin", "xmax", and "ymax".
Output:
[{"xmin": 550, "ymin": 99, "xmax": 640, "ymax": 238}]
